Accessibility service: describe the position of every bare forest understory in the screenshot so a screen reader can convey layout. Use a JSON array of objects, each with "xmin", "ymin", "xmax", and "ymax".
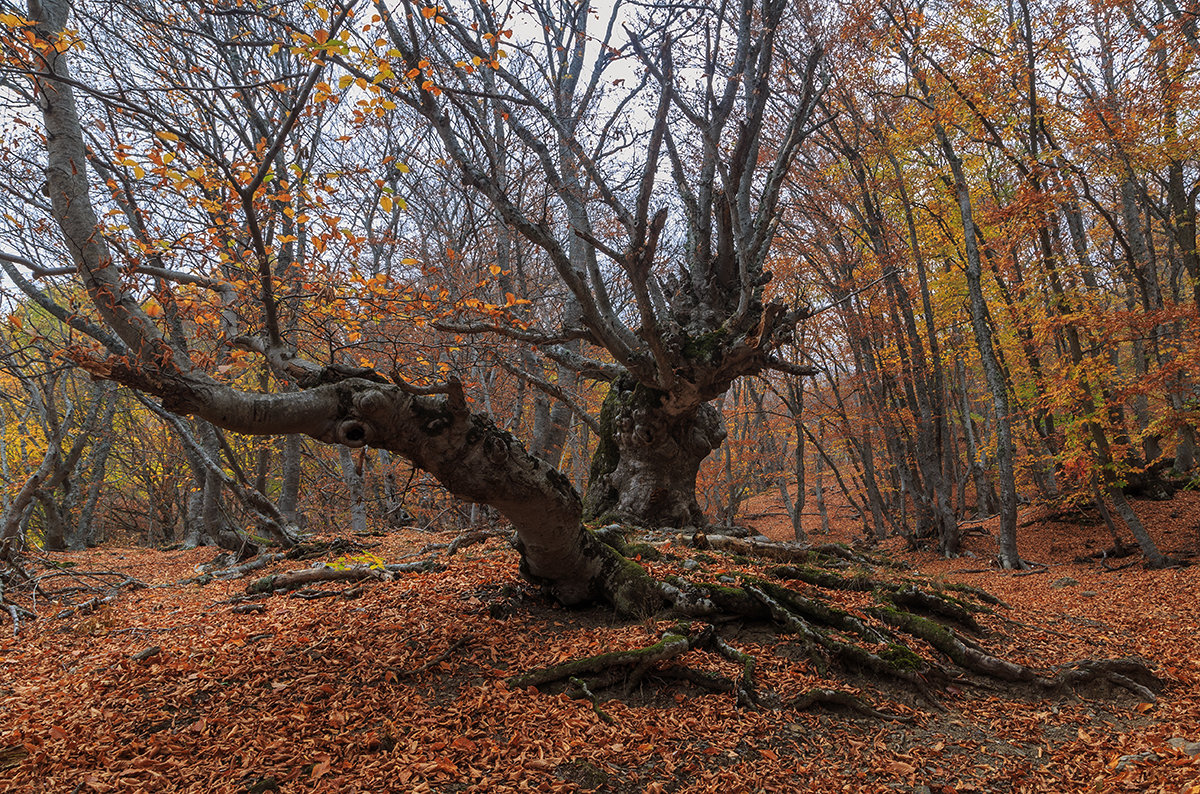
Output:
[{"xmin": 1, "ymin": 490, "xmax": 1199, "ymax": 794}]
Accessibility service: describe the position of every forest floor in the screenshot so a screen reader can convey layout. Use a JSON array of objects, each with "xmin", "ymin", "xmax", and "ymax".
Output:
[{"xmin": 2, "ymin": 492, "xmax": 1200, "ymax": 793}]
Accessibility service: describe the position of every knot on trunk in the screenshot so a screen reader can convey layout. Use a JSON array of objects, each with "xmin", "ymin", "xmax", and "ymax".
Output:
[
  {"xmin": 485, "ymin": 435, "xmax": 508, "ymax": 464},
  {"xmin": 335, "ymin": 419, "xmax": 372, "ymax": 447},
  {"xmin": 687, "ymin": 402, "xmax": 727, "ymax": 456}
]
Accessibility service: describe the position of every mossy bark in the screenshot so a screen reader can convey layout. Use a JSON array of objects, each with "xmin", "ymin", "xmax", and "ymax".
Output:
[
  {"xmin": 514, "ymin": 531, "xmax": 1162, "ymax": 711},
  {"xmin": 584, "ymin": 376, "xmax": 725, "ymax": 528}
]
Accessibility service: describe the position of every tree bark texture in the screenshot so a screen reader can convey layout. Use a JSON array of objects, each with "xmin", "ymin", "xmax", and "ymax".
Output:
[{"xmin": 585, "ymin": 376, "xmax": 726, "ymax": 528}]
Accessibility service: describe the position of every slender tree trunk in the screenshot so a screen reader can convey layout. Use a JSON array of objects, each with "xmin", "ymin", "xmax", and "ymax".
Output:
[
  {"xmin": 76, "ymin": 431, "xmax": 113, "ymax": 549},
  {"xmin": 934, "ymin": 127, "xmax": 1020, "ymax": 567},
  {"xmin": 857, "ymin": 435, "xmax": 889, "ymax": 542},
  {"xmin": 340, "ymin": 446, "xmax": 368, "ymax": 534},
  {"xmin": 789, "ymin": 382, "xmax": 807, "ymax": 541},
  {"xmin": 814, "ymin": 425, "xmax": 830, "ymax": 534},
  {"xmin": 278, "ymin": 434, "xmax": 303, "ymax": 525},
  {"xmin": 71, "ymin": 383, "xmax": 118, "ymax": 549},
  {"xmin": 180, "ymin": 420, "xmax": 248, "ymax": 552}
]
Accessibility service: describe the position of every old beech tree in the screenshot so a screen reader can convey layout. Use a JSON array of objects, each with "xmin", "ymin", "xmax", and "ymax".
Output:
[
  {"xmin": 21, "ymin": 0, "xmax": 827, "ymax": 603},
  {"xmin": 5, "ymin": 0, "xmax": 1162, "ymax": 700}
]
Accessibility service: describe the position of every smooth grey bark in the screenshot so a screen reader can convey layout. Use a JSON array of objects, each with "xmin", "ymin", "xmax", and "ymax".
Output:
[
  {"xmin": 66, "ymin": 383, "xmax": 118, "ymax": 549},
  {"xmin": 812, "ymin": 423, "xmax": 830, "ymax": 535},
  {"xmin": 61, "ymin": 382, "xmax": 119, "ymax": 549},
  {"xmin": 768, "ymin": 378, "xmax": 807, "ymax": 540},
  {"xmin": 719, "ymin": 402, "xmax": 738, "ymax": 525},
  {"xmin": 339, "ymin": 446, "xmax": 368, "ymax": 535},
  {"xmin": 0, "ymin": 407, "xmax": 8, "ymax": 517},
  {"xmin": 37, "ymin": 493, "xmax": 68, "ymax": 552},
  {"xmin": 572, "ymin": 421, "xmax": 590, "ymax": 494},
  {"xmin": 4, "ymin": 380, "xmax": 111, "ymax": 553},
  {"xmin": 279, "ymin": 434, "xmax": 303, "ymax": 524},
  {"xmin": 379, "ymin": 449, "xmax": 413, "ymax": 527},
  {"xmin": 192, "ymin": 420, "xmax": 245, "ymax": 551},
  {"xmin": 75, "ymin": 429, "xmax": 114, "ymax": 549},
  {"xmin": 0, "ymin": 443, "xmax": 58, "ymax": 555},
  {"xmin": 954, "ymin": 359, "xmax": 999, "ymax": 517},
  {"xmin": 854, "ymin": 432, "xmax": 889, "ymax": 542},
  {"xmin": 1, "ymin": 422, "xmax": 91, "ymax": 554},
  {"xmin": 142, "ymin": 402, "xmax": 300, "ymax": 550},
  {"xmin": 785, "ymin": 381, "xmax": 807, "ymax": 541},
  {"xmin": 813, "ymin": 268, "xmax": 890, "ymax": 542}
]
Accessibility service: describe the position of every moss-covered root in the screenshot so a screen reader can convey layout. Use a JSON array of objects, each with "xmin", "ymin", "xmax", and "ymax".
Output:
[
  {"xmin": 743, "ymin": 584, "xmax": 931, "ymax": 684},
  {"xmin": 748, "ymin": 577, "xmax": 890, "ymax": 644},
  {"xmin": 697, "ymin": 535, "xmax": 881, "ymax": 568},
  {"xmin": 767, "ymin": 564, "xmax": 877, "ymax": 592},
  {"xmin": 940, "ymin": 580, "xmax": 1010, "ymax": 608},
  {"xmin": 709, "ymin": 634, "xmax": 762, "ymax": 708},
  {"xmin": 567, "ymin": 677, "xmax": 615, "ymax": 724},
  {"xmin": 659, "ymin": 575, "xmax": 767, "ymax": 618},
  {"xmin": 887, "ymin": 586, "xmax": 986, "ymax": 633},
  {"xmin": 790, "ymin": 688, "xmax": 913, "ymax": 722},
  {"xmin": 1044, "ymin": 658, "xmax": 1162, "ymax": 701},
  {"xmin": 510, "ymin": 624, "xmax": 697, "ymax": 689},
  {"xmin": 511, "ymin": 622, "xmax": 771, "ymax": 708},
  {"xmin": 870, "ymin": 606, "xmax": 1034, "ymax": 681},
  {"xmin": 586, "ymin": 539, "xmax": 669, "ymax": 618}
]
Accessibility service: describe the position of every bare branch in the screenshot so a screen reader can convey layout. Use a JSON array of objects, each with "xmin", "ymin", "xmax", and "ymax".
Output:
[{"xmin": 495, "ymin": 359, "xmax": 602, "ymax": 434}]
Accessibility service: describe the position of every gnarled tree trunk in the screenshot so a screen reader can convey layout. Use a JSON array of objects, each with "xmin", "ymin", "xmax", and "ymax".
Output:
[{"xmin": 584, "ymin": 376, "xmax": 726, "ymax": 528}]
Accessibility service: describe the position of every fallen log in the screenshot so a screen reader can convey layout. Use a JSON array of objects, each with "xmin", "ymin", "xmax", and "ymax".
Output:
[
  {"xmin": 245, "ymin": 558, "xmax": 440, "ymax": 595},
  {"xmin": 246, "ymin": 566, "xmax": 382, "ymax": 595}
]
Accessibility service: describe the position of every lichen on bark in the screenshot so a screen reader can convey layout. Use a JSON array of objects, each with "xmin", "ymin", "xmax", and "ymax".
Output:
[{"xmin": 583, "ymin": 375, "xmax": 726, "ymax": 528}]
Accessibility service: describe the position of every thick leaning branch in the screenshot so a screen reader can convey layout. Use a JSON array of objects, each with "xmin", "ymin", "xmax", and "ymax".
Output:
[
  {"xmin": 30, "ymin": 0, "xmax": 183, "ymax": 371},
  {"xmin": 114, "ymin": 365, "xmax": 625, "ymax": 604}
]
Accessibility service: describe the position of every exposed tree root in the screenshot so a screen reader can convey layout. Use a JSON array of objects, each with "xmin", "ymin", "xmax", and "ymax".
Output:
[
  {"xmin": 511, "ymin": 623, "xmax": 701, "ymax": 690},
  {"xmin": 789, "ymin": 688, "xmax": 912, "ymax": 722},
  {"xmin": 1101, "ymin": 558, "xmax": 1142, "ymax": 573},
  {"xmin": 511, "ymin": 619, "xmax": 909, "ymax": 717},
  {"xmin": 868, "ymin": 605, "xmax": 1029, "ymax": 681},
  {"xmin": 512, "ymin": 621, "xmax": 768, "ymax": 707},
  {"xmin": 567, "ymin": 677, "xmax": 615, "ymax": 724},
  {"xmin": 527, "ymin": 538, "xmax": 1166, "ymax": 718},
  {"xmin": 695, "ymin": 534, "xmax": 880, "ymax": 568},
  {"xmin": 1043, "ymin": 659, "xmax": 1161, "ymax": 701}
]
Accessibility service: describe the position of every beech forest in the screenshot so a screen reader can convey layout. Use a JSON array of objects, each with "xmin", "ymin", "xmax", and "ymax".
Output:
[{"xmin": 1, "ymin": 0, "xmax": 1200, "ymax": 791}]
